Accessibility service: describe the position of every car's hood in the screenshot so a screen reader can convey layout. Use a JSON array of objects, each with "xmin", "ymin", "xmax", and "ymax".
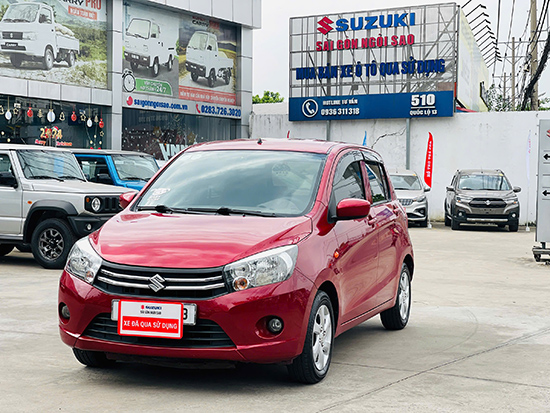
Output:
[
  {"xmin": 457, "ymin": 189, "xmax": 515, "ymax": 198},
  {"xmin": 394, "ymin": 189, "xmax": 425, "ymax": 199},
  {"xmin": 28, "ymin": 180, "xmax": 128, "ymax": 194},
  {"xmin": 91, "ymin": 212, "xmax": 313, "ymax": 268}
]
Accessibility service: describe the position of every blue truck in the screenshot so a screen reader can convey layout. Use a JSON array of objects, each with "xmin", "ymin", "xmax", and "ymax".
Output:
[{"xmin": 71, "ymin": 149, "xmax": 159, "ymax": 191}]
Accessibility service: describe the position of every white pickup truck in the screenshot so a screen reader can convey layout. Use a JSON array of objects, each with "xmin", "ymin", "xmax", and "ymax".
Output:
[
  {"xmin": 0, "ymin": 2, "xmax": 80, "ymax": 70},
  {"xmin": 185, "ymin": 31, "xmax": 233, "ymax": 88},
  {"xmin": 124, "ymin": 18, "xmax": 175, "ymax": 77}
]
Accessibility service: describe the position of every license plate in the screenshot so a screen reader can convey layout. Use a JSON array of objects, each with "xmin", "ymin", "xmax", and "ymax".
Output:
[
  {"xmin": 113, "ymin": 300, "xmax": 197, "ymax": 339},
  {"xmin": 5, "ymin": 42, "xmax": 18, "ymax": 47}
]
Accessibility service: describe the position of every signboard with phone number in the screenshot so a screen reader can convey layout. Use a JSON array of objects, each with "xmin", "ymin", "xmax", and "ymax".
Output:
[{"xmin": 289, "ymin": 91, "xmax": 454, "ymax": 121}]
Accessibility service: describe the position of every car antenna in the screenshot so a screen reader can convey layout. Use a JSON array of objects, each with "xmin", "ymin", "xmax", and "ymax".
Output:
[{"xmin": 257, "ymin": 138, "xmax": 262, "ymax": 145}]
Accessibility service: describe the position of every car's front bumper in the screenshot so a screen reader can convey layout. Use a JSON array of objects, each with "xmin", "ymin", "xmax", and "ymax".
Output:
[
  {"xmin": 58, "ymin": 269, "xmax": 314, "ymax": 364},
  {"xmin": 399, "ymin": 199, "xmax": 428, "ymax": 222},
  {"xmin": 453, "ymin": 201, "xmax": 519, "ymax": 224},
  {"xmin": 124, "ymin": 50, "xmax": 150, "ymax": 67}
]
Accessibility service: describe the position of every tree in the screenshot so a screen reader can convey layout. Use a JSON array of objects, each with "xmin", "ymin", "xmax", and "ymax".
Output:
[
  {"xmin": 253, "ymin": 91, "xmax": 284, "ymax": 104},
  {"xmin": 485, "ymin": 84, "xmax": 550, "ymax": 111}
]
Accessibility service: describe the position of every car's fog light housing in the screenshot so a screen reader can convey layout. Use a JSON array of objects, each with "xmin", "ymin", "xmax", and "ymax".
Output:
[
  {"xmin": 512, "ymin": 213, "xmax": 517, "ymax": 218},
  {"xmin": 60, "ymin": 303, "xmax": 70, "ymax": 320},
  {"xmin": 267, "ymin": 317, "xmax": 284, "ymax": 334}
]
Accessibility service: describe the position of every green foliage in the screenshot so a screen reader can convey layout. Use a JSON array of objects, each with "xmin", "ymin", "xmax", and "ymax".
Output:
[
  {"xmin": 486, "ymin": 84, "xmax": 550, "ymax": 111},
  {"xmin": 0, "ymin": 5, "xmax": 8, "ymax": 20},
  {"xmin": 65, "ymin": 25, "xmax": 107, "ymax": 61},
  {"xmin": 253, "ymin": 91, "xmax": 284, "ymax": 104}
]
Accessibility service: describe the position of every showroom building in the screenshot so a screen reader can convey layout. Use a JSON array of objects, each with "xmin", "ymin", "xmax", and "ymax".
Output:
[{"xmin": 0, "ymin": 0, "xmax": 260, "ymax": 161}]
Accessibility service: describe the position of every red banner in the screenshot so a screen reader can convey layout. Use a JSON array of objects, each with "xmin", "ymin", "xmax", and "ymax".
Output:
[{"xmin": 424, "ymin": 132, "xmax": 433, "ymax": 187}]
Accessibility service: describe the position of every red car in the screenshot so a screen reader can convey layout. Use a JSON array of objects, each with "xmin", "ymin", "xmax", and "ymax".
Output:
[{"xmin": 59, "ymin": 139, "xmax": 414, "ymax": 384}]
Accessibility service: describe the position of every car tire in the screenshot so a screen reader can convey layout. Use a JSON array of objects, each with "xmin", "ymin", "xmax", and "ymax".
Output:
[
  {"xmin": 419, "ymin": 217, "xmax": 428, "ymax": 228},
  {"xmin": 451, "ymin": 215, "xmax": 460, "ymax": 230},
  {"xmin": 207, "ymin": 69, "xmax": 216, "ymax": 88},
  {"xmin": 191, "ymin": 71, "xmax": 199, "ymax": 82},
  {"xmin": 43, "ymin": 47, "xmax": 54, "ymax": 70},
  {"xmin": 130, "ymin": 61, "xmax": 139, "ymax": 71},
  {"xmin": 509, "ymin": 222, "xmax": 519, "ymax": 232},
  {"xmin": 287, "ymin": 291, "xmax": 334, "ymax": 384},
  {"xmin": 151, "ymin": 58, "xmax": 160, "ymax": 77},
  {"xmin": 73, "ymin": 348, "xmax": 115, "ymax": 368},
  {"xmin": 223, "ymin": 69, "xmax": 231, "ymax": 85},
  {"xmin": 10, "ymin": 54, "xmax": 23, "ymax": 68},
  {"xmin": 0, "ymin": 244, "xmax": 15, "ymax": 256},
  {"xmin": 66, "ymin": 51, "xmax": 76, "ymax": 67},
  {"xmin": 31, "ymin": 218, "xmax": 75, "ymax": 269},
  {"xmin": 380, "ymin": 263, "xmax": 411, "ymax": 330}
]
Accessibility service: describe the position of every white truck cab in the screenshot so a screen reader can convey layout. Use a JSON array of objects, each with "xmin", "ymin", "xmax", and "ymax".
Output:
[
  {"xmin": 124, "ymin": 18, "xmax": 175, "ymax": 77},
  {"xmin": 185, "ymin": 31, "xmax": 232, "ymax": 88},
  {"xmin": 0, "ymin": 2, "xmax": 79, "ymax": 70}
]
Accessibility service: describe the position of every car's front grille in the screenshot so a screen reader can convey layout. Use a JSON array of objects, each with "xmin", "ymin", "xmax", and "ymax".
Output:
[
  {"xmin": 470, "ymin": 198, "xmax": 507, "ymax": 208},
  {"xmin": 399, "ymin": 199, "xmax": 413, "ymax": 206},
  {"xmin": 93, "ymin": 262, "xmax": 229, "ymax": 300},
  {"xmin": 83, "ymin": 314, "xmax": 235, "ymax": 348},
  {"xmin": 2, "ymin": 32, "xmax": 23, "ymax": 40},
  {"xmin": 102, "ymin": 196, "xmax": 122, "ymax": 213}
]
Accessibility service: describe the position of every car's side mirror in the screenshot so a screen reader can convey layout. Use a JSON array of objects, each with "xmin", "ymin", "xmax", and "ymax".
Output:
[
  {"xmin": 119, "ymin": 192, "xmax": 136, "ymax": 209},
  {"xmin": 335, "ymin": 198, "xmax": 371, "ymax": 221},
  {"xmin": 96, "ymin": 173, "xmax": 113, "ymax": 185},
  {"xmin": 513, "ymin": 186, "xmax": 521, "ymax": 193},
  {"xmin": 0, "ymin": 171, "xmax": 17, "ymax": 188},
  {"xmin": 446, "ymin": 186, "xmax": 455, "ymax": 192},
  {"xmin": 425, "ymin": 186, "xmax": 431, "ymax": 192}
]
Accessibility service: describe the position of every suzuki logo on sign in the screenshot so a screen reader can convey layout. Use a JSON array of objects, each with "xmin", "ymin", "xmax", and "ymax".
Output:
[
  {"xmin": 317, "ymin": 17, "xmax": 334, "ymax": 34},
  {"xmin": 317, "ymin": 13, "xmax": 416, "ymax": 33},
  {"xmin": 149, "ymin": 274, "xmax": 166, "ymax": 292}
]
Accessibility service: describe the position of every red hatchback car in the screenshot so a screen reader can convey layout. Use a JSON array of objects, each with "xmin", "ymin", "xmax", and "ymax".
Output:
[{"xmin": 59, "ymin": 139, "xmax": 414, "ymax": 384}]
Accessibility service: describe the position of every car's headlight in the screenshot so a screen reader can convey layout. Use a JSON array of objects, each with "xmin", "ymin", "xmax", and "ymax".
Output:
[
  {"xmin": 65, "ymin": 237, "xmax": 102, "ymax": 284},
  {"xmin": 23, "ymin": 32, "xmax": 37, "ymax": 41},
  {"xmin": 224, "ymin": 245, "xmax": 298, "ymax": 291},
  {"xmin": 414, "ymin": 195, "xmax": 426, "ymax": 203},
  {"xmin": 456, "ymin": 195, "xmax": 472, "ymax": 203},
  {"xmin": 504, "ymin": 196, "xmax": 518, "ymax": 204}
]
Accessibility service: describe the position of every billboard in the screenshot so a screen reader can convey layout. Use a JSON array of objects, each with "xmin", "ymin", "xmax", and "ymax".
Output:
[
  {"xmin": 122, "ymin": 2, "xmax": 239, "ymax": 116},
  {"xmin": 0, "ymin": 0, "xmax": 107, "ymax": 89},
  {"xmin": 289, "ymin": 3, "xmax": 459, "ymax": 121}
]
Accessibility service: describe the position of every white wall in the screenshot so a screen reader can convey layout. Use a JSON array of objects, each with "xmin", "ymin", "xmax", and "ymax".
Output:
[{"xmin": 250, "ymin": 103, "xmax": 550, "ymax": 224}]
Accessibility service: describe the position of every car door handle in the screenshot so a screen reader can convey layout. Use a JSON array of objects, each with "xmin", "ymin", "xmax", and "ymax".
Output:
[{"xmin": 368, "ymin": 216, "xmax": 377, "ymax": 227}]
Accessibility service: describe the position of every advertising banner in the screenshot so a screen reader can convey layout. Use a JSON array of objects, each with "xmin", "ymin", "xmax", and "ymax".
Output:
[
  {"xmin": 123, "ymin": 2, "xmax": 239, "ymax": 113},
  {"xmin": 424, "ymin": 132, "xmax": 433, "ymax": 187},
  {"xmin": 0, "ymin": 0, "xmax": 107, "ymax": 89},
  {"xmin": 289, "ymin": 4, "xmax": 458, "ymax": 121}
]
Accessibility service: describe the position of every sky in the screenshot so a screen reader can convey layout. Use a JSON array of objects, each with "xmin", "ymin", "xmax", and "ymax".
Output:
[{"xmin": 253, "ymin": 0, "xmax": 550, "ymax": 105}]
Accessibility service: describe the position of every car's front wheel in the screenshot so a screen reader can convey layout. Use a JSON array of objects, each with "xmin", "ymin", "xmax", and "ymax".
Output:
[
  {"xmin": 380, "ymin": 263, "xmax": 411, "ymax": 330},
  {"xmin": 509, "ymin": 222, "xmax": 519, "ymax": 232},
  {"xmin": 73, "ymin": 349, "xmax": 115, "ymax": 368},
  {"xmin": 31, "ymin": 218, "xmax": 75, "ymax": 269},
  {"xmin": 288, "ymin": 291, "xmax": 334, "ymax": 384}
]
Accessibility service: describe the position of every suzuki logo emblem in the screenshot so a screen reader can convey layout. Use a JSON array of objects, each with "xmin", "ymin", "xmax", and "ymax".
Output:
[
  {"xmin": 317, "ymin": 17, "xmax": 334, "ymax": 35},
  {"xmin": 10, "ymin": 33, "xmax": 13, "ymax": 38},
  {"xmin": 149, "ymin": 274, "xmax": 166, "ymax": 292},
  {"xmin": 485, "ymin": 200, "xmax": 491, "ymax": 206}
]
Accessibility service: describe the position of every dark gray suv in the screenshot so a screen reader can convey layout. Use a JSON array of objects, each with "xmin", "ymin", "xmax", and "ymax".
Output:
[{"xmin": 444, "ymin": 169, "xmax": 521, "ymax": 232}]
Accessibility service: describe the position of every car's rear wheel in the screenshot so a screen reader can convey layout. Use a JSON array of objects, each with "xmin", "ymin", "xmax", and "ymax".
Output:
[
  {"xmin": 31, "ymin": 218, "xmax": 75, "ymax": 269},
  {"xmin": 380, "ymin": 263, "xmax": 411, "ymax": 330},
  {"xmin": 288, "ymin": 291, "xmax": 334, "ymax": 384},
  {"xmin": 0, "ymin": 244, "xmax": 15, "ymax": 256},
  {"xmin": 73, "ymin": 348, "xmax": 115, "ymax": 368}
]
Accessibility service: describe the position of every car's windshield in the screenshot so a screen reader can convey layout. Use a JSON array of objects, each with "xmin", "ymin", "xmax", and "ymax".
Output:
[
  {"xmin": 137, "ymin": 150, "xmax": 326, "ymax": 216},
  {"xmin": 188, "ymin": 32, "xmax": 208, "ymax": 50},
  {"xmin": 126, "ymin": 19, "xmax": 150, "ymax": 39},
  {"xmin": 458, "ymin": 174, "xmax": 511, "ymax": 191},
  {"xmin": 390, "ymin": 174, "xmax": 422, "ymax": 190},
  {"xmin": 112, "ymin": 154, "xmax": 159, "ymax": 181},
  {"xmin": 17, "ymin": 150, "xmax": 85, "ymax": 181},
  {"xmin": 3, "ymin": 4, "xmax": 40, "ymax": 23}
]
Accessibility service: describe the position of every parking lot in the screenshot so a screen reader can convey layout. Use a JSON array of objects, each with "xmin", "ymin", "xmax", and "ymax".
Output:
[{"xmin": 1, "ymin": 223, "xmax": 549, "ymax": 412}]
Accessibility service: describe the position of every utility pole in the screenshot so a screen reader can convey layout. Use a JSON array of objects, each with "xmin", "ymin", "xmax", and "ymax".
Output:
[
  {"xmin": 512, "ymin": 37, "xmax": 516, "ymax": 110},
  {"xmin": 530, "ymin": 0, "xmax": 538, "ymax": 110},
  {"xmin": 503, "ymin": 72, "xmax": 507, "ymax": 109}
]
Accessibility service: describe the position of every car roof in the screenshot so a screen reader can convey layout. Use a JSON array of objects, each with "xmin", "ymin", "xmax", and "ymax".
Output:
[
  {"xmin": 0, "ymin": 144, "xmax": 71, "ymax": 152},
  {"xmin": 389, "ymin": 169, "xmax": 419, "ymax": 176},
  {"xmin": 457, "ymin": 169, "xmax": 504, "ymax": 175},
  {"xmin": 70, "ymin": 148, "xmax": 155, "ymax": 157},
  {"xmin": 185, "ymin": 138, "xmax": 383, "ymax": 159}
]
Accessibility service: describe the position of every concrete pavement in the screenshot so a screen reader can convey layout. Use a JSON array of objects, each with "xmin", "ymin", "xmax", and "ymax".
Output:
[{"xmin": 0, "ymin": 223, "xmax": 549, "ymax": 412}]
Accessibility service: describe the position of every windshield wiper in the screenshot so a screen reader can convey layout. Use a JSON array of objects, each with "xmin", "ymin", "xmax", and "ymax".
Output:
[
  {"xmin": 187, "ymin": 206, "xmax": 277, "ymax": 217},
  {"xmin": 31, "ymin": 175, "xmax": 63, "ymax": 181},
  {"xmin": 122, "ymin": 176, "xmax": 147, "ymax": 181},
  {"xmin": 137, "ymin": 205, "xmax": 175, "ymax": 213},
  {"xmin": 59, "ymin": 175, "xmax": 85, "ymax": 181}
]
